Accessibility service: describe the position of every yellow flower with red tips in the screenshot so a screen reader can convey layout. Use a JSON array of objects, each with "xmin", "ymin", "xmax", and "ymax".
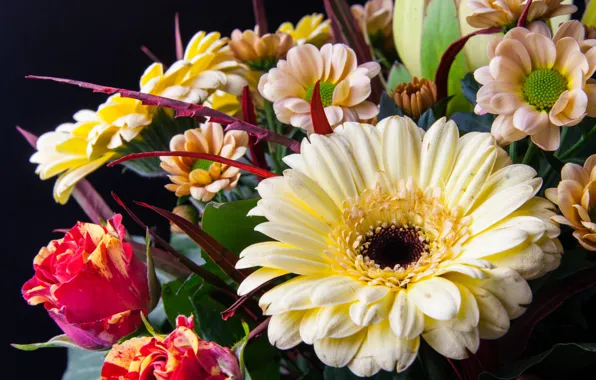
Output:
[
  {"xmin": 546, "ymin": 154, "xmax": 596, "ymax": 251},
  {"xmin": 278, "ymin": 13, "xmax": 332, "ymax": 47},
  {"xmin": 475, "ymin": 21, "xmax": 596, "ymax": 151},
  {"xmin": 101, "ymin": 315, "xmax": 241, "ymax": 379}
]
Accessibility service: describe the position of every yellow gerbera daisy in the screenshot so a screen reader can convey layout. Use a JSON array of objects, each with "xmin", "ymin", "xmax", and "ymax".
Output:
[
  {"xmin": 236, "ymin": 116, "xmax": 561, "ymax": 376},
  {"xmin": 475, "ymin": 21, "xmax": 596, "ymax": 151},
  {"xmin": 278, "ymin": 13, "xmax": 332, "ymax": 47}
]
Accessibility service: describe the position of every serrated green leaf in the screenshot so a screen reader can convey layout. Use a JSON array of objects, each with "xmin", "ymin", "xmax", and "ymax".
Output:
[
  {"xmin": 479, "ymin": 343, "xmax": 596, "ymax": 380},
  {"xmin": 450, "ymin": 112, "xmax": 494, "ymax": 133},
  {"xmin": 387, "ymin": 63, "xmax": 412, "ymax": 92},
  {"xmin": 114, "ymin": 108, "xmax": 198, "ymax": 177},
  {"xmin": 379, "ymin": 91, "xmax": 404, "ymax": 120},
  {"xmin": 12, "ymin": 335, "xmax": 83, "ymax": 351},
  {"xmin": 202, "ymin": 199, "xmax": 268, "ymax": 254},
  {"xmin": 420, "ymin": 0, "xmax": 468, "ymax": 115},
  {"xmin": 62, "ymin": 348, "xmax": 105, "ymax": 380}
]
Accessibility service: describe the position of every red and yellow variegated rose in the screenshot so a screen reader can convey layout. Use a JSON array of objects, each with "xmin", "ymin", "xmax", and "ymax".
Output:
[
  {"xmin": 22, "ymin": 214, "xmax": 149, "ymax": 349},
  {"xmin": 101, "ymin": 315, "xmax": 242, "ymax": 380}
]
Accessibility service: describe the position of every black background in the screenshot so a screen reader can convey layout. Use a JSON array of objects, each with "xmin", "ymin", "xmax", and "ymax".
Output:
[{"xmin": 3, "ymin": 0, "xmax": 332, "ymax": 378}]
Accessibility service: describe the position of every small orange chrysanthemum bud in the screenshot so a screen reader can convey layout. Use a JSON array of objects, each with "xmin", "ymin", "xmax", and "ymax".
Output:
[
  {"xmin": 229, "ymin": 29, "xmax": 294, "ymax": 71},
  {"xmin": 392, "ymin": 77, "xmax": 438, "ymax": 119}
]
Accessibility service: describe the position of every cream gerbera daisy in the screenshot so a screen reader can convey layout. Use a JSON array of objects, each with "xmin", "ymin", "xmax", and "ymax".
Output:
[
  {"xmin": 278, "ymin": 13, "xmax": 332, "ymax": 47},
  {"xmin": 160, "ymin": 122, "xmax": 248, "ymax": 202},
  {"xmin": 236, "ymin": 116, "xmax": 562, "ymax": 376},
  {"xmin": 475, "ymin": 21, "xmax": 596, "ymax": 151},
  {"xmin": 466, "ymin": 0, "xmax": 577, "ymax": 29},
  {"xmin": 546, "ymin": 154, "xmax": 596, "ymax": 251},
  {"xmin": 258, "ymin": 43, "xmax": 380, "ymax": 133}
]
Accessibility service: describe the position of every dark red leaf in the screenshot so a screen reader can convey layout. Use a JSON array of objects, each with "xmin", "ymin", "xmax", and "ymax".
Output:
[
  {"xmin": 241, "ymin": 86, "xmax": 268, "ymax": 172},
  {"xmin": 310, "ymin": 80, "xmax": 333, "ymax": 135},
  {"xmin": 134, "ymin": 201, "xmax": 252, "ymax": 285},
  {"xmin": 252, "ymin": 0, "xmax": 268, "ymax": 36},
  {"xmin": 108, "ymin": 151, "xmax": 278, "ymax": 178},
  {"xmin": 518, "ymin": 0, "xmax": 533, "ymax": 27},
  {"xmin": 221, "ymin": 278, "xmax": 274, "ymax": 320},
  {"xmin": 434, "ymin": 27, "xmax": 501, "ymax": 100},
  {"xmin": 16, "ymin": 126, "xmax": 38, "ymax": 148},
  {"xmin": 499, "ymin": 266, "xmax": 596, "ymax": 361},
  {"xmin": 27, "ymin": 75, "xmax": 302, "ymax": 152},
  {"xmin": 174, "ymin": 13, "xmax": 183, "ymax": 60},
  {"xmin": 140, "ymin": 46, "xmax": 162, "ymax": 64},
  {"xmin": 111, "ymin": 192, "xmax": 237, "ymax": 297}
]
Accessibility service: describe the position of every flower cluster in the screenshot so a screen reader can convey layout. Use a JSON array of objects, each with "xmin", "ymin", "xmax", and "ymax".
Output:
[{"xmin": 17, "ymin": 1, "xmax": 596, "ymax": 379}]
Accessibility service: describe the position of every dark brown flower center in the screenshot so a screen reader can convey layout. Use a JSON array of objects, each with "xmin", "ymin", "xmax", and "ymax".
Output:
[{"xmin": 361, "ymin": 225, "xmax": 427, "ymax": 269}]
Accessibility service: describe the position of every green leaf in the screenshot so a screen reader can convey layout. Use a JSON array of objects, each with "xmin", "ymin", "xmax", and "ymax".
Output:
[
  {"xmin": 450, "ymin": 112, "xmax": 494, "ymax": 133},
  {"xmin": 190, "ymin": 291, "xmax": 245, "ymax": 347},
  {"xmin": 479, "ymin": 343, "xmax": 596, "ymax": 380},
  {"xmin": 12, "ymin": 335, "xmax": 83, "ymax": 351},
  {"xmin": 62, "ymin": 348, "xmax": 105, "ymax": 380},
  {"xmin": 169, "ymin": 233, "xmax": 206, "ymax": 265},
  {"xmin": 162, "ymin": 275, "xmax": 204, "ymax": 326},
  {"xmin": 379, "ymin": 91, "xmax": 404, "ymax": 120},
  {"xmin": 461, "ymin": 72, "xmax": 481, "ymax": 105},
  {"xmin": 420, "ymin": 0, "xmax": 468, "ymax": 115},
  {"xmin": 244, "ymin": 336, "xmax": 280, "ymax": 380},
  {"xmin": 146, "ymin": 229, "xmax": 161, "ymax": 311},
  {"xmin": 115, "ymin": 108, "xmax": 198, "ymax": 177},
  {"xmin": 387, "ymin": 62, "xmax": 412, "ymax": 92},
  {"xmin": 202, "ymin": 199, "xmax": 268, "ymax": 254}
]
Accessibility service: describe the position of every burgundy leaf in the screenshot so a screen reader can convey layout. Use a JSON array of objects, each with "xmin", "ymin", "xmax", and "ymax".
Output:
[
  {"xmin": 434, "ymin": 27, "xmax": 501, "ymax": 100},
  {"xmin": 518, "ymin": 0, "xmax": 533, "ymax": 27},
  {"xmin": 499, "ymin": 266, "xmax": 596, "ymax": 361},
  {"xmin": 128, "ymin": 240, "xmax": 190, "ymax": 279},
  {"xmin": 174, "ymin": 13, "xmax": 183, "ymax": 60},
  {"xmin": 221, "ymin": 278, "xmax": 274, "ymax": 320},
  {"xmin": 241, "ymin": 86, "xmax": 268, "ymax": 172},
  {"xmin": 17, "ymin": 126, "xmax": 113, "ymax": 225},
  {"xmin": 112, "ymin": 192, "xmax": 237, "ymax": 298},
  {"xmin": 140, "ymin": 45, "xmax": 162, "ymax": 64},
  {"xmin": 252, "ymin": 0, "xmax": 268, "ymax": 35},
  {"xmin": 108, "ymin": 151, "xmax": 278, "ymax": 178},
  {"xmin": 134, "ymin": 201, "xmax": 252, "ymax": 285},
  {"xmin": 310, "ymin": 80, "xmax": 333, "ymax": 135},
  {"xmin": 27, "ymin": 75, "xmax": 301, "ymax": 151}
]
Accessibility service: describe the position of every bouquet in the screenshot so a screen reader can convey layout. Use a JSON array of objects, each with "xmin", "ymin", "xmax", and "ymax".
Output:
[{"xmin": 14, "ymin": 0, "xmax": 596, "ymax": 379}]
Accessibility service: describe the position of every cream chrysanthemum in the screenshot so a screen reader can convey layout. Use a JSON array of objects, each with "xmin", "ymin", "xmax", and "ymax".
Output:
[
  {"xmin": 160, "ymin": 122, "xmax": 248, "ymax": 202},
  {"xmin": 546, "ymin": 154, "xmax": 596, "ymax": 251},
  {"xmin": 466, "ymin": 0, "xmax": 577, "ymax": 28},
  {"xmin": 258, "ymin": 43, "xmax": 380, "ymax": 133},
  {"xmin": 475, "ymin": 21, "xmax": 596, "ymax": 151},
  {"xmin": 236, "ymin": 116, "xmax": 562, "ymax": 376},
  {"xmin": 30, "ymin": 110, "xmax": 116, "ymax": 204},
  {"xmin": 278, "ymin": 13, "xmax": 332, "ymax": 47}
]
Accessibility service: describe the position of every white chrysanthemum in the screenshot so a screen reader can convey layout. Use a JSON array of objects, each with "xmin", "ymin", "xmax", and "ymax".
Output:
[{"xmin": 236, "ymin": 116, "xmax": 562, "ymax": 376}]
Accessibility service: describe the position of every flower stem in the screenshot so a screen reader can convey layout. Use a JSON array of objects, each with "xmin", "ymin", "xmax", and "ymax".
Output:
[
  {"xmin": 558, "ymin": 125, "xmax": 596, "ymax": 160},
  {"xmin": 522, "ymin": 140, "xmax": 538, "ymax": 165},
  {"xmin": 508, "ymin": 141, "xmax": 518, "ymax": 163}
]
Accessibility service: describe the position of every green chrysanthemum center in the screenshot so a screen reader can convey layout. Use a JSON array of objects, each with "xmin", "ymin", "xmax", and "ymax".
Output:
[
  {"xmin": 191, "ymin": 159, "xmax": 214, "ymax": 171},
  {"xmin": 522, "ymin": 69, "xmax": 568, "ymax": 111},
  {"xmin": 305, "ymin": 81, "xmax": 336, "ymax": 107}
]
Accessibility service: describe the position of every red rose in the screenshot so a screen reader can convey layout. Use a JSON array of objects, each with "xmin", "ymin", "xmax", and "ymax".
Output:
[
  {"xmin": 101, "ymin": 315, "xmax": 242, "ymax": 379},
  {"xmin": 22, "ymin": 214, "xmax": 149, "ymax": 349}
]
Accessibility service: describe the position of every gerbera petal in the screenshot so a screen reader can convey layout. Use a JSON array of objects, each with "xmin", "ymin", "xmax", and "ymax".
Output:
[
  {"xmin": 408, "ymin": 277, "xmax": 461, "ymax": 321},
  {"xmin": 268, "ymin": 311, "xmax": 304, "ymax": 349},
  {"xmin": 314, "ymin": 330, "xmax": 366, "ymax": 368}
]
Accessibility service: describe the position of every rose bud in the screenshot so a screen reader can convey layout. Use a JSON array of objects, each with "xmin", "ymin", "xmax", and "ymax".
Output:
[
  {"xmin": 101, "ymin": 315, "xmax": 242, "ymax": 379},
  {"xmin": 22, "ymin": 214, "xmax": 149, "ymax": 349}
]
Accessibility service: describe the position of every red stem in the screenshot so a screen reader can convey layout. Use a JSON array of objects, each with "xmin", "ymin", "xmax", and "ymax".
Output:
[
  {"xmin": 247, "ymin": 317, "xmax": 270, "ymax": 343},
  {"xmin": 241, "ymin": 86, "xmax": 268, "ymax": 173},
  {"xmin": 434, "ymin": 27, "xmax": 501, "ymax": 101},
  {"xmin": 447, "ymin": 358, "xmax": 465, "ymax": 380},
  {"xmin": 518, "ymin": 0, "xmax": 533, "ymax": 28},
  {"xmin": 252, "ymin": 0, "xmax": 268, "ymax": 36},
  {"xmin": 108, "ymin": 151, "xmax": 278, "ymax": 178},
  {"xmin": 140, "ymin": 46, "xmax": 162, "ymax": 64}
]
